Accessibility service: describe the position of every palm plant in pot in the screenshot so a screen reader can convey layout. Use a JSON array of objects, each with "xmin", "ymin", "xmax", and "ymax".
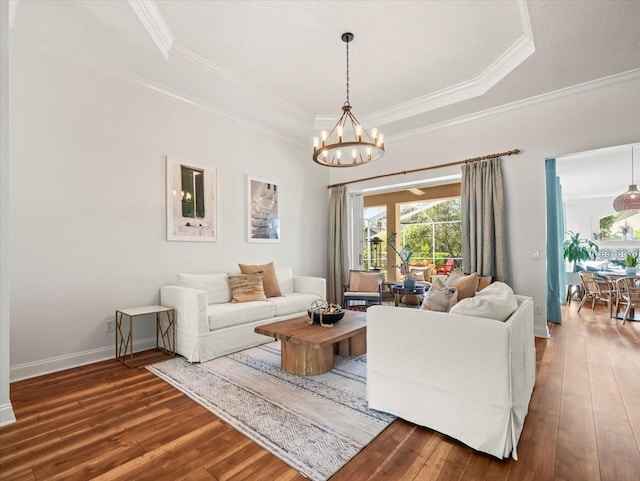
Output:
[
  {"xmin": 388, "ymin": 232, "xmax": 415, "ymax": 288},
  {"xmin": 625, "ymin": 251, "xmax": 639, "ymax": 274},
  {"xmin": 563, "ymin": 231, "xmax": 599, "ymax": 272}
]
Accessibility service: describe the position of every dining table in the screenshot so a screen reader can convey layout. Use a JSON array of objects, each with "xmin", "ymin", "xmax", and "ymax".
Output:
[{"xmin": 595, "ymin": 270, "xmax": 640, "ymax": 321}]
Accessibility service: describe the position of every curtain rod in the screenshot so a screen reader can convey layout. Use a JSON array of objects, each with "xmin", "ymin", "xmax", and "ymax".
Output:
[{"xmin": 327, "ymin": 148, "xmax": 520, "ymax": 189}]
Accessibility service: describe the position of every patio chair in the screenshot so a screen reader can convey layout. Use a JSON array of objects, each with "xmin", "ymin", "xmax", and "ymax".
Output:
[
  {"xmin": 343, "ymin": 270, "xmax": 383, "ymax": 308},
  {"xmin": 436, "ymin": 258, "xmax": 455, "ymax": 275}
]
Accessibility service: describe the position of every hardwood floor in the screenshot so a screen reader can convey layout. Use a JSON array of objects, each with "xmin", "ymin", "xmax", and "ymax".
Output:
[{"xmin": 1, "ymin": 303, "xmax": 639, "ymax": 481}]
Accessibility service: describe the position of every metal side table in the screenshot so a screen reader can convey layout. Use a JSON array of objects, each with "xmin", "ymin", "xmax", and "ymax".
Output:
[{"xmin": 115, "ymin": 305, "xmax": 176, "ymax": 368}]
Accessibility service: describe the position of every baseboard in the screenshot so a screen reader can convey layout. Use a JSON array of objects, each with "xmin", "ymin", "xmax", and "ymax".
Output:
[
  {"xmin": 9, "ymin": 337, "xmax": 157, "ymax": 382},
  {"xmin": 534, "ymin": 324, "xmax": 550, "ymax": 338},
  {"xmin": 0, "ymin": 402, "xmax": 16, "ymax": 427}
]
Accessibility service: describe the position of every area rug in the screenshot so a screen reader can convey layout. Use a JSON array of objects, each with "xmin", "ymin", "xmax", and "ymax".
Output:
[{"xmin": 147, "ymin": 342, "xmax": 395, "ymax": 481}]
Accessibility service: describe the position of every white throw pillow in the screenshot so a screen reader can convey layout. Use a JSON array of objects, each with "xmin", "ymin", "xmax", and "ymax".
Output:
[
  {"xmin": 177, "ymin": 273, "xmax": 231, "ymax": 304},
  {"xmin": 276, "ymin": 266, "xmax": 295, "ymax": 294},
  {"xmin": 449, "ymin": 281, "xmax": 517, "ymax": 322}
]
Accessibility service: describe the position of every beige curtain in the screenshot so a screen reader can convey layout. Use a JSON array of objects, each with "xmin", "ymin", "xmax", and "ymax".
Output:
[
  {"xmin": 328, "ymin": 186, "xmax": 348, "ymax": 304},
  {"xmin": 461, "ymin": 157, "xmax": 507, "ymax": 282}
]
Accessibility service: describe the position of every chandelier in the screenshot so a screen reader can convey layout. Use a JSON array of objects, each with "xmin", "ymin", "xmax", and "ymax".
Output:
[
  {"xmin": 613, "ymin": 145, "xmax": 640, "ymax": 212},
  {"xmin": 312, "ymin": 33, "xmax": 384, "ymax": 167}
]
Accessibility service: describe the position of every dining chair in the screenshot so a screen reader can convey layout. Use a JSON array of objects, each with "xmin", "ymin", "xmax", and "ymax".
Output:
[
  {"xmin": 613, "ymin": 276, "xmax": 640, "ymax": 324},
  {"xmin": 578, "ymin": 272, "xmax": 615, "ymax": 317}
]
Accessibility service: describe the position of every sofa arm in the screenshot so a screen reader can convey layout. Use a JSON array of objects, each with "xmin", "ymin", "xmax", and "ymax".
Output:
[
  {"xmin": 293, "ymin": 276, "xmax": 326, "ymax": 299},
  {"xmin": 160, "ymin": 285, "xmax": 209, "ymax": 336}
]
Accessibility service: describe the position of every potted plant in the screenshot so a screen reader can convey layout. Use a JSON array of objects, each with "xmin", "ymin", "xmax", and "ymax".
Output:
[
  {"xmin": 625, "ymin": 251, "xmax": 639, "ymax": 274},
  {"xmin": 388, "ymin": 232, "xmax": 415, "ymax": 288},
  {"xmin": 563, "ymin": 231, "xmax": 599, "ymax": 272}
]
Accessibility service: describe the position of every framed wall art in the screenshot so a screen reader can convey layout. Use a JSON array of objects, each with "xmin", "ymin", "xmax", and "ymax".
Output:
[
  {"xmin": 166, "ymin": 157, "xmax": 218, "ymax": 242},
  {"xmin": 247, "ymin": 176, "xmax": 280, "ymax": 243}
]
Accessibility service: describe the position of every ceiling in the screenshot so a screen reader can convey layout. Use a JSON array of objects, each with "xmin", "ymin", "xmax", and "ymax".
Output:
[
  {"xmin": 557, "ymin": 143, "xmax": 640, "ymax": 201},
  {"xmin": 8, "ymin": 0, "xmax": 640, "ymax": 145}
]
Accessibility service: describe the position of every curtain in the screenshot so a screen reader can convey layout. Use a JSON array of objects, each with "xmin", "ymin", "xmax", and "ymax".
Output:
[
  {"xmin": 546, "ymin": 159, "xmax": 564, "ymax": 323},
  {"xmin": 349, "ymin": 193, "xmax": 364, "ymax": 269},
  {"xmin": 461, "ymin": 157, "xmax": 507, "ymax": 282},
  {"xmin": 327, "ymin": 186, "xmax": 348, "ymax": 304}
]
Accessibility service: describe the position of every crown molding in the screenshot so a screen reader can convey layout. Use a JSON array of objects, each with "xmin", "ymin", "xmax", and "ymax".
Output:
[
  {"xmin": 315, "ymin": 35, "xmax": 535, "ymax": 131},
  {"xmin": 388, "ymin": 68, "xmax": 640, "ymax": 142},
  {"xmin": 171, "ymin": 44, "xmax": 309, "ymax": 122},
  {"xmin": 128, "ymin": 0, "xmax": 174, "ymax": 60},
  {"xmin": 10, "ymin": 31, "xmax": 308, "ymax": 148},
  {"xmin": 314, "ymin": 0, "xmax": 535, "ymax": 131}
]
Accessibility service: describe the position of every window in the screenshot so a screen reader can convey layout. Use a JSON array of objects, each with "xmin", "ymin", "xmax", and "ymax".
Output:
[
  {"xmin": 363, "ymin": 206, "xmax": 387, "ymax": 271},
  {"xmin": 362, "ymin": 197, "xmax": 462, "ymax": 274},
  {"xmin": 401, "ymin": 199, "xmax": 462, "ymax": 267}
]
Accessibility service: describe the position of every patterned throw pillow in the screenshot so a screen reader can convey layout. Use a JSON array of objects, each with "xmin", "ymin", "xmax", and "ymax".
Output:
[
  {"xmin": 238, "ymin": 262, "xmax": 282, "ymax": 297},
  {"xmin": 420, "ymin": 278, "xmax": 458, "ymax": 312},
  {"xmin": 227, "ymin": 273, "xmax": 267, "ymax": 303}
]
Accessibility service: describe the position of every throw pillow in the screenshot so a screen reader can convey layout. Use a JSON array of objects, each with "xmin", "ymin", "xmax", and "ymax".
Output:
[
  {"xmin": 420, "ymin": 278, "xmax": 458, "ymax": 312},
  {"xmin": 449, "ymin": 281, "xmax": 517, "ymax": 322},
  {"xmin": 477, "ymin": 275, "xmax": 492, "ymax": 291},
  {"xmin": 176, "ymin": 273, "xmax": 231, "ymax": 304},
  {"xmin": 227, "ymin": 273, "xmax": 267, "ymax": 303},
  {"xmin": 445, "ymin": 269, "xmax": 479, "ymax": 300},
  {"xmin": 238, "ymin": 262, "xmax": 282, "ymax": 298},
  {"xmin": 410, "ymin": 266, "xmax": 432, "ymax": 282},
  {"xmin": 349, "ymin": 271, "xmax": 380, "ymax": 292}
]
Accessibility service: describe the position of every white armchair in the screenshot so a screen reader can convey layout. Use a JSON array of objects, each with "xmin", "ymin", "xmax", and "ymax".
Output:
[{"xmin": 366, "ymin": 295, "xmax": 535, "ymax": 459}]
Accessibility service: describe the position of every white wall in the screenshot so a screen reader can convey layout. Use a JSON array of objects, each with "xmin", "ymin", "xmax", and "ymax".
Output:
[
  {"xmin": 0, "ymin": 1, "xmax": 16, "ymax": 426},
  {"xmin": 9, "ymin": 43, "xmax": 329, "ymax": 380},
  {"xmin": 331, "ymin": 72, "xmax": 640, "ymax": 338},
  {"xmin": 564, "ymin": 197, "xmax": 616, "ymax": 241}
]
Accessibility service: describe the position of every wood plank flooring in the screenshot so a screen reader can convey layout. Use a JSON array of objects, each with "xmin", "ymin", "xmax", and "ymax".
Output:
[{"xmin": 1, "ymin": 302, "xmax": 639, "ymax": 480}]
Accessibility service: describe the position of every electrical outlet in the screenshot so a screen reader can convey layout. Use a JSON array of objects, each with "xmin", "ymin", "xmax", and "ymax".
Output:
[
  {"xmin": 534, "ymin": 305, "xmax": 543, "ymax": 315},
  {"xmin": 105, "ymin": 319, "xmax": 114, "ymax": 333}
]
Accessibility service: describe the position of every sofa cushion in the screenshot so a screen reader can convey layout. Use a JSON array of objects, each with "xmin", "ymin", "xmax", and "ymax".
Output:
[
  {"xmin": 207, "ymin": 301, "xmax": 275, "ymax": 330},
  {"xmin": 239, "ymin": 262, "xmax": 282, "ymax": 298},
  {"xmin": 177, "ymin": 273, "xmax": 231, "ymax": 304},
  {"xmin": 276, "ymin": 266, "xmax": 295, "ymax": 294},
  {"xmin": 421, "ymin": 278, "xmax": 458, "ymax": 312},
  {"xmin": 267, "ymin": 292, "xmax": 322, "ymax": 316},
  {"xmin": 445, "ymin": 269, "xmax": 479, "ymax": 300},
  {"xmin": 228, "ymin": 273, "xmax": 267, "ymax": 303},
  {"xmin": 449, "ymin": 282, "xmax": 517, "ymax": 322}
]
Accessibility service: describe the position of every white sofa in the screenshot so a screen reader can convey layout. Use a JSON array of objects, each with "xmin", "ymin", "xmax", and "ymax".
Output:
[
  {"xmin": 160, "ymin": 267, "xmax": 325, "ymax": 363},
  {"xmin": 366, "ymin": 294, "xmax": 535, "ymax": 460}
]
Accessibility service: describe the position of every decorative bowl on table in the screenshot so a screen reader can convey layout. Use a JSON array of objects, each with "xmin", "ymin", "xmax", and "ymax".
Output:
[{"xmin": 307, "ymin": 300, "xmax": 345, "ymax": 326}]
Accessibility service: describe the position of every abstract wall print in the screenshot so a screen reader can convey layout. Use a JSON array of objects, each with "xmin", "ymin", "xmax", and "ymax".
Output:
[
  {"xmin": 247, "ymin": 177, "xmax": 280, "ymax": 243},
  {"xmin": 166, "ymin": 157, "xmax": 217, "ymax": 242}
]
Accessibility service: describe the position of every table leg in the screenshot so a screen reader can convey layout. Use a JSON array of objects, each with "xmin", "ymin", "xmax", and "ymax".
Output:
[
  {"xmin": 281, "ymin": 341, "xmax": 334, "ymax": 376},
  {"xmin": 336, "ymin": 331, "xmax": 366, "ymax": 357}
]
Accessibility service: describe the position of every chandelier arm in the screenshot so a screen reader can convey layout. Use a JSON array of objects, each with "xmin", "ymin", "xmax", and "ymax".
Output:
[{"xmin": 346, "ymin": 110, "xmax": 373, "ymax": 142}]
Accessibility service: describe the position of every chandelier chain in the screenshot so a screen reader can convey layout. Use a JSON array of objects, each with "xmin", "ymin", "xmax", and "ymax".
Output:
[{"xmin": 345, "ymin": 39, "xmax": 350, "ymax": 105}]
